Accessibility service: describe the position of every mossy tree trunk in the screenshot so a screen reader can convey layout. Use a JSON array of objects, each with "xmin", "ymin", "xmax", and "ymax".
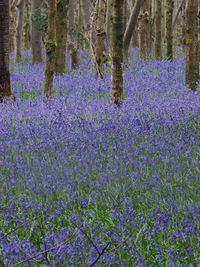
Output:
[
  {"xmin": 0, "ymin": 0, "xmax": 11, "ymax": 99},
  {"xmin": 44, "ymin": 0, "xmax": 56, "ymax": 98},
  {"xmin": 95, "ymin": 0, "xmax": 106, "ymax": 79},
  {"xmin": 185, "ymin": 0, "xmax": 199, "ymax": 90},
  {"xmin": 153, "ymin": 0, "xmax": 162, "ymax": 59},
  {"xmin": 31, "ymin": 0, "xmax": 43, "ymax": 64},
  {"xmin": 166, "ymin": 0, "xmax": 174, "ymax": 60},
  {"xmin": 14, "ymin": 0, "xmax": 25, "ymax": 62},
  {"xmin": 55, "ymin": 0, "xmax": 69, "ymax": 75},
  {"xmin": 110, "ymin": 0, "xmax": 124, "ymax": 106},
  {"xmin": 68, "ymin": 0, "xmax": 80, "ymax": 70}
]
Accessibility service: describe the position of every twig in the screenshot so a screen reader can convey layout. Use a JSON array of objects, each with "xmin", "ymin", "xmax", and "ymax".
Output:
[
  {"xmin": 79, "ymin": 227, "xmax": 100, "ymax": 254},
  {"xmin": 11, "ymin": 229, "xmax": 79, "ymax": 267},
  {"xmin": 0, "ymin": 258, "xmax": 6, "ymax": 267},
  {"xmin": 0, "ymin": 215, "xmax": 43, "ymax": 241},
  {"xmin": 88, "ymin": 242, "xmax": 110, "ymax": 267}
]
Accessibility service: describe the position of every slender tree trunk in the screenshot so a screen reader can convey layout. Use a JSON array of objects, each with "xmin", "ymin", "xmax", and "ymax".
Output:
[
  {"xmin": 23, "ymin": 0, "xmax": 30, "ymax": 50},
  {"xmin": 185, "ymin": 0, "xmax": 199, "ymax": 90},
  {"xmin": 0, "ymin": 0, "xmax": 11, "ymax": 99},
  {"xmin": 9, "ymin": 0, "xmax": 17, "ymax": 51},
  {"xmin": 80, "ymin": 0, "xmax": 90, "ymax": 31},
  {"xmin": 123, "ymin": 0, "xmax": 128, "ymax": 34},
  {"xmin": 14, "ymin": 0, "xmax": 25, "ymax": 62},
  {"xmin": 55, "ymin": 0, "xmax": 69, "ymax": 75},
  {"xmin": 31, "ymin": 0, "xmax": 43, "ymax": 64},
  {"xmin": 68, "ymin": 0, "xmax": 80, "ymax": 70},
  {"xmin": 161, "ymin": 0, "xmax": 166, "ymax": 47},
  {"xmin": 153, "ymin": 0, "xmax": 162, "ymax": 59},
  {"xmin": 180, "ymin": 0, "xmax": 186, "ymax": 48},
  {"xmin": 44, "ymin": 0, "xmax": 56, "ymax": 97},
  {"xmin": 166, "ymin": 0, "xmax": 174, "ymax": 60},
  {"xmin": 80, "ymin": 0, "xmax": 90, "ymax": 48},
  {"xmin": 110, "ymin": 0, "xmax": 124, "ymax": 106},
  {"xmin": 172, "ymin": 0, "xmax": 185, "ymax": 29},
  {"xmin": 124, "ymin": 0, "xmax": 144, "ymax": 61},
  {"xmin": 95, "ymin": 0, "xmax": 106, "ymax": 79},
  {"xmin": 106, "ymin": 0, "xmax": 112, "ymax": 48},
  {"xmin": 138, "ymin": 0, "xmax": 151, "ymax": 58},
  {"xmin": 130, "ymin": 0, "xmax": 138, "ymax": 48}
]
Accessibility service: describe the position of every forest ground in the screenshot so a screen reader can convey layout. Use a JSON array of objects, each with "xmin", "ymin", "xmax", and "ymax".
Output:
[{"xmin": 0, "ymin": 47, "xmax": 200, "ymax": 266}]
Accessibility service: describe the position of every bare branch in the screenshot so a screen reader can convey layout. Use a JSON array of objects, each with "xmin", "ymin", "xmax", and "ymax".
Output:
[
  {"xmin": 11, "ymin": 229, "xmax": 79, "ymax": 267},
  {"xmin": 88, "ymin": 242, "xmax": 110, "ymax": 267},
  {"xmin": 0, "ymin": 258, "xmax": 6, "ymax": 267},
  {"xmin": 0, "ymin": 215, "xmax": 43, "ymax": 242}
]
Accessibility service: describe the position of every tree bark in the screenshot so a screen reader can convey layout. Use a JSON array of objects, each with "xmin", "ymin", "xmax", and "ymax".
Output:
[
  {"xmin": 80, "ymin": 0, "xmax": 91, "ymax": 48},
  {"xmin": 23, "ymin": 0, "xmax": 30, "ymax": 50},
  {"xmin": 95, "ymin": 0, "xmax": 106, "ymax": 79},
  {"xmin": 106, "ymin": 0, "xmax": 112, "ymax": 47},
  {"xmin": 172, "ymin": 0, "xmax": 185, "ymax": 29},
  {"xmin": 130, "ymin": 0, "xmax": 139, "ymax": 48},
  {"xmin": 9, "ymin": 0, "xmax": 17, "ymax": 51},
  {"xmin": 31, "ymin": 0, "xmax": 43, "ymax": 64},
  {"xmin": 0, "ymin": 0, "xmax": 11, "ymax": 99},
  {"xmin": 44, "ymin": 0, "xmax": 56, "ymax": 97},
  {"xmin": 138, "ymin": 0, "xmax": 151, "ymax": 58},
  {"xmin": 14, "ymin": 0, "xmax": 25, "ymax": 62},
  {"xmin": 153, "ymin": 0, "xmax": 162, "ymax": 59},
  {"xmin": 124, "ymin": 0, "xmax": 144, "ymax": 61},
  {"xmin": 185, "ymin": 0, "xmax": 199, "ymax": 90},
  {"xmin": 68, "ymin": 0, "xmax": 80, "ymax": 70},
  {"xmin": 110, "ymin": 0, "xmax": 124, "ymax": 106},
  {"xmin": 55, "ymin": 0, "xmax": 69, "ymax": 75},
  {"xmin": 166, "ymin": 0, "xmax": 174, "ymax": 60}
]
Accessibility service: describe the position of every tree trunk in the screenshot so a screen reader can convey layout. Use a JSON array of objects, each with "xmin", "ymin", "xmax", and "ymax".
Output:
[
  {"xmin": 172, "ymin": 0, "xmax": 185, "ymax": 28},
  {"xmin": 172, "ymin": 0, "xmax": 185, "ymax": 46},
  {"xmin": 138, "ymin": 0, "xmax": 151, "ymax": 58},
  {"xmin": 161, "ymin": 0, "xmax": 166, "ymax": 47},
  {"xmin": 185, "ymin": 0, "xmax": 199, "ymax": 90},
  {"xmin": 23, "ymin": 0, "xmax": 30, "ymax": 50},
  {"xmin": 124, "ymin": 0, "xmax": 144, "ymax": 61},
  {"xmin": 44, "ymin": 0, "xmax": 56, "ymax": 98},
  {"xmin": 95, "ymin": 0, "xmax": 106, "ymax": 79},
  {"xmin": 9, "ymin": 0, "xmax": 17, "ymax": 51},
  {"xmin": 80, "ymin": 0, "xmax": 90, "ymax": 48},
  {"xmin": 129, "ymin": 0, "xmax": 138, "ymax": 48},
  {"xmin": 14, "ymin": 0, "xmax": 25, "ymax": 62},
  {"xmin": 68, "ymin": 0, "xmax": 80, "ymax": 70},
  {"xmin": 110, "ymin": 0, "xmax": 124, "ymax": 106},
  {"xmin": 166, "ymin": 0, "xmax": 174, "ymax": 60},
  {"xmin": 0, "ymin": 0, "xmax": 11, "ymax": 99},
  {"xmin": 80, "ymin": 0, "xmax": 90, "ymax": 31},
  {"xmin": 153, "ymin": 0, "xmax": 162, "ymax": 59},
  {"xmin": 106, "ymin": 0, "xmax": 112, "ymax": 48},
  {"xmin": 31, "ymin": 0, "xmax": 43, "ymax": 64},
  {"xmin": 55, "ymin": 0, "xmax": 69, "ymax": 75}
]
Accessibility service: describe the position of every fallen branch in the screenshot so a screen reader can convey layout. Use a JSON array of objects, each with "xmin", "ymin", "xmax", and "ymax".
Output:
[
  {"xmin": 88, "ymin": 242, "xmax": 110, "ymax": 267},
  {"xmin": 11, "ymin": 229, "xmax": 79, "ymax": 267},
  {"xmin": 0, "ymin": 215, "xmax": 43, "ymax": 241}
]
